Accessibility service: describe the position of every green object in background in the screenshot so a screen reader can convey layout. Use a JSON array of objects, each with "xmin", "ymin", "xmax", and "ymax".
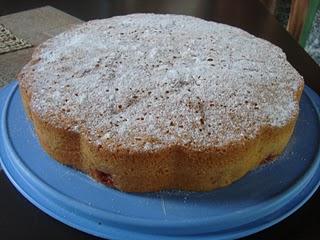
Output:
[{"xmin": 300, "ymin": 0, "xmax": 320, "ymax": 47}]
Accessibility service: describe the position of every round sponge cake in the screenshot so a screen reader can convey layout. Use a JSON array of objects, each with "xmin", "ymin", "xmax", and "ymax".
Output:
[{"xmin": 18, "ymin": 14, "xmax": 304, "ymax": 192}]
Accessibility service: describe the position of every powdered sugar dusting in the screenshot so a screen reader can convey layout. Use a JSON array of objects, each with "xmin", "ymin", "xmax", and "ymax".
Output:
[{"xmin": 19, "ymin": 14, "xmax": 304, "ymax": 151}]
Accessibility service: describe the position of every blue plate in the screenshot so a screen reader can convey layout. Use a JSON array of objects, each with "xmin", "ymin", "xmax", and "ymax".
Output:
[{"xmin": 0, "ymin": 81, "xmax": 320, "ymax": 239}]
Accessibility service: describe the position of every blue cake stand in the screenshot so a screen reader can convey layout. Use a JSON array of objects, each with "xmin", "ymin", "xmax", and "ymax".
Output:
[{"xmin": 0, "ymin": 81, "xmax": 320, "ymax": 239}]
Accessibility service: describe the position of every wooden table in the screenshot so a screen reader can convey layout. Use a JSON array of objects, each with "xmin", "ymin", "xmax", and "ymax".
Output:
[{"xmin": 0, "ymin": 1, "xmax": 319, "ymax": 239}]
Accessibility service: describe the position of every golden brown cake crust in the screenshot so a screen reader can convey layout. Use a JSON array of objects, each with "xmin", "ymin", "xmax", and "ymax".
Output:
[
  {"xmin": 19, "ymin": 84, "xmax": 303, "ymax": 192},
  {"xmin": 18, "ymin": 14, "xmax": 304, "ymax": 192}
]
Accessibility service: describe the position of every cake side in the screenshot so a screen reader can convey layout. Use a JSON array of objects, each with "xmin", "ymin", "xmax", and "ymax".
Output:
[{"xmin": 19, "ymin": 81, "xmax": 303, "ymax": 192}]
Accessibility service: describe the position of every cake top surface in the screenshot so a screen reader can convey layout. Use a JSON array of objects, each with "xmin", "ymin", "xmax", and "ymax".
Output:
[{"xmin": 19, "ymin": 13, "xmax": 303, "ymax": 151}]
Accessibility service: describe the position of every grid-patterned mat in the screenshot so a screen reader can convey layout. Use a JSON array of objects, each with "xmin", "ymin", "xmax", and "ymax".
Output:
[{"xmin": 0, "ymin": 24, "xmax": 32, "ymax": 54}]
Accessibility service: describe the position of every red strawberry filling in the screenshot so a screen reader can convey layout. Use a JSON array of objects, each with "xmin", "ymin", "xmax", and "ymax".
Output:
[{"xmin": 94, "ymin": 170, "xmax": 114, "ymax": 186}]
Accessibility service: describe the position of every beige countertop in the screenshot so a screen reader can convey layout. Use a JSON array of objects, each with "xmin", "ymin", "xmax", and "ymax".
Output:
[{"xmin": 0, "ymin": 6, "xmax": 83, "ymax": 88}]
